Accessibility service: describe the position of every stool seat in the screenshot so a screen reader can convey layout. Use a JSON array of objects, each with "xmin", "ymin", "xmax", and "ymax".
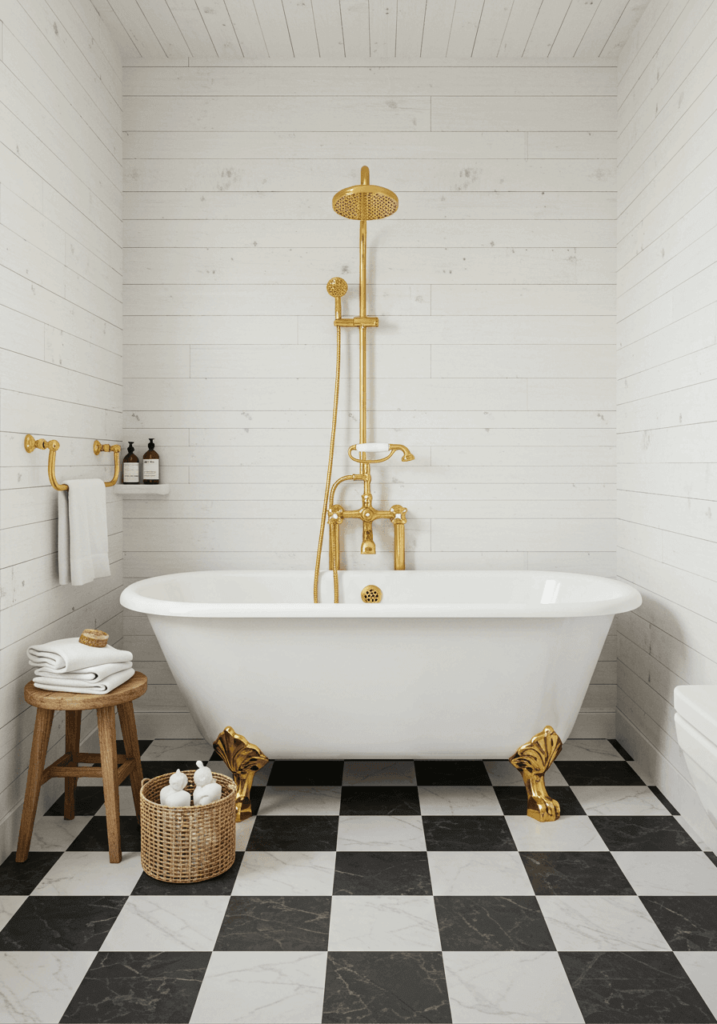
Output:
[
  {"xmin": 24, "ymin": 672, "xmax": 147, "ymax": 710},
  {"xmin": 16, "ymin": 671, "xmax": 147, "ymax": 865}
]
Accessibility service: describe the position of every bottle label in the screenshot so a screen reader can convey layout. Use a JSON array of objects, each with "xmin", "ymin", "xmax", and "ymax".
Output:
[
  {"xmin": 123, "ymin": 463, "xmax": 139, "ymax": 483},
  {"xmin": 143, "ymin": 459, "xmax": 159, "ymax": 480}
]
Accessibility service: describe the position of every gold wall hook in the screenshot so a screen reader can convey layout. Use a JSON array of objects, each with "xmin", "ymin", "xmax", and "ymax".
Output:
[{"xmin": 25, "ymin": 434, "xmax": 121, "ymax": 490}]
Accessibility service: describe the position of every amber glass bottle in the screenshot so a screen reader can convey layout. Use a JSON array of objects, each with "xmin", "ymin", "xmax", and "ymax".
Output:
[
  {"xmin": 142, "ymin": 438, "xmax": 160, "ymax": 484},
  {"xmin": 122, "ymin": 442, "xmax": 140, "ymax": 484}
]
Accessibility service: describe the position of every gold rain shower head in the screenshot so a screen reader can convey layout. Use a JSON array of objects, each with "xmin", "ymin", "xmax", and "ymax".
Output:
[{"xmin": 332, "ymin": 166, "xmax": 398, "ymax": 221}]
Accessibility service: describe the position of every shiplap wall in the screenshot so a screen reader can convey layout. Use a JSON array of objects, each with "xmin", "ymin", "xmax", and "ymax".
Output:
[
  {"xmin": 0, "ymin": 0, "xmax": 123, "ymax": 859},
  {"xmin": 123, "ymin": 59, "xmax": 618, "ymax": 740},
  {"xmin": 616, "ymin": 0, "xmax": 717, "ymax": 844}
]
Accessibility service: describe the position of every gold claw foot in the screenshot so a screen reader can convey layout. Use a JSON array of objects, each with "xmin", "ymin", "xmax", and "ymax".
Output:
[
  {"xmin": 509, "ymin": 725, "xmax": 563, "ymax": 822},
  {"xmin": 213, "ymin": 727, "xmax": 269, "ymax": 822}
]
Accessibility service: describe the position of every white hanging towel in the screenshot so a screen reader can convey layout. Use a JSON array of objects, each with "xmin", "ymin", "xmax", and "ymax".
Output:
[
  {"xmin": 33, "ymin": 666, "xmax": 136, "ymax": 696},
  {"xmin": 57, "ymin": 479, "xmax": 111, "ymax": 586},
  {"xmin": 28, "ymin": 637, "xmax": 132, "ymax": 673}
]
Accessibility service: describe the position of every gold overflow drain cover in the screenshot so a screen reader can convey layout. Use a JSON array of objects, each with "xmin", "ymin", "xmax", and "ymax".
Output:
[{"xmin": 361, "ymin": 585, "xmax": 383, "ymax": 603}]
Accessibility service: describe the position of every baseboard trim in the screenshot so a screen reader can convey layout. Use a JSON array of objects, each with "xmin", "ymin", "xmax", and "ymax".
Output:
[{"xmin": 617, "ymin": 711, "xmax": 717, "ymax": 852}]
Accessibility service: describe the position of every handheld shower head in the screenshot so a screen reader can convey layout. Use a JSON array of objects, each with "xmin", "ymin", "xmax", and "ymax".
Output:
[
  {"xmin": 332, "ymin": 166, "xmax": 398, "ymax": 221},
  {"xmin": 326, "ymin": 277, "xmax": 348, "ymax": 298}
]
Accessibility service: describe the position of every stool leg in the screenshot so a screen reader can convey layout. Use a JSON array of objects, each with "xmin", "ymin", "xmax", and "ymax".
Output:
[
  {"xmin": 16, "ymin": 708, "xmax": 54, "ymax": 862},
  {"xmin": 117, "ymin": 701, "xmax": 143, "ymax": 823},
  {"xmin": 64, "ymin": 710, "xmax": 81, "ymax": 820},
  {"xmin": 97, "ymin": 706, "xmax": 122, "ymax": 863}
]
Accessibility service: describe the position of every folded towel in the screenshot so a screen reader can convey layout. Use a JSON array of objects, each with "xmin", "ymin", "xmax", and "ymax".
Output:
[
  {"xmin": 33, "ymin": 662, "xmax": 133, "ymax": 685},
  {"xmin": 58, "ymin": 479, "xmax": 111, "ymax": 586},
  {"xmin": 28, "ymin": 637, "xmax": 132, "ymax": 673},
  {"xmin": 33, "ymin": 666, "xmax": 136, "ymax": 695}
]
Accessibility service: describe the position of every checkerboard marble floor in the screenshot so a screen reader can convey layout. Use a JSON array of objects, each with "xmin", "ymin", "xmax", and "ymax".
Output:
[{"xmin": 1, "ymin": 738, "xmax": 717, "ymax": 1023}]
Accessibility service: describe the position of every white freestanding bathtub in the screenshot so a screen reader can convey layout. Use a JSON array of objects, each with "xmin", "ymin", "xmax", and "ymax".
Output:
[{"xmin": 120, "ymin": 570, "xmax": 641, "ymax": 760}]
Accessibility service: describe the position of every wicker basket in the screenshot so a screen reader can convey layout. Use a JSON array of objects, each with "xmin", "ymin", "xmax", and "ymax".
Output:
[{"xmin": 140, "ymin": 770, "xmax": 237, "ymax": 884}]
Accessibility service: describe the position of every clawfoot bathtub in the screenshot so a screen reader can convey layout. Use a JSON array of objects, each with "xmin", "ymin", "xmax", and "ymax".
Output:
[{"xmin": 120, "ymin": 569, "xmax": 641, "ymax": 764}]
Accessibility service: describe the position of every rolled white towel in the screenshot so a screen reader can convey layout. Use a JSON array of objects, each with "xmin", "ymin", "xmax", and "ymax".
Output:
[
  {"xmin": 33, "ymin": 662, "xmax": 134, "ymax": 685},
  {"xmin": 33, "ymin": 666, "xmax": 136, "ymax": 695},
  {"xmin": 28, "ymin": 637, "xmax": 132, "ymax": 673}
]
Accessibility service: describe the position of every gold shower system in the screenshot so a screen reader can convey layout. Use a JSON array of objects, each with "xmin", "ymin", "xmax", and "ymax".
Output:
[{"xmin": 313, "ymin": 166, "xmax": 415, "ymax": 603}]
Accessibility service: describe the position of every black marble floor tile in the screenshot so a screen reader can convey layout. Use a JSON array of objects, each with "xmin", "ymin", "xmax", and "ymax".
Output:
[
  {"xmin": 60, "ymin": 950, "xmax": 210, "ymax": 1023},
  {"xmin": 0, "ymin": 852, "xmax": 62, "ymax": 895},
  {"xmin": 423, "ymin": 816, "xmax": 516, "ymax": 852},
  {"xmin": 246, "ymin": 815, "xmax": 339, "ymax": 851},
  {"xmin": 45, "ymin": 787, "xmax": 107, "ymax": 817},
  {"xmin": 269, "ymin": 760, "xmax": 344, "ymax": 786},
  {"xmin": 322, "ymin": 951, "xmax": 451, "ymax": 1023},
  {"xmin": 650, "ymin": 786, "xmax": 679, "ymax": 814},
  {"xmin": 434, "ymin": 895, "xmax": 554, "ymax": 952},
  {"xmin": 591, "ymin": 816, "xmax": 701, "ymax": 852},
  {"xmin": 641, "ymin": 897, "xmax": 717, "ymax": 951},
  {"xmin": 560, "ymin": 950, "xmax": 715, "ymax": 1023},
  {"xmin": 68, "ymin": 815, "xmax": 142, "ymax": 852},
  {"xmin": 122, "ymin": 760, "xmax": 175, "ymax": 786},
  {"xmin": 215, "ymin": 895, "xmax": 331, "ymax": 951},
  {"xmin": 415, "ymin": 760, "xmax": 491, "ymax": 786},
  {"xmin": 132, "ymin": 855, "xmax": 243, "ymax": 896},
  {"xmin": 609, "ymin": 739, "xmax": 633, "ymax": 760},
  {"xmin": 333, "ymin": 852, "xmax": 432, "ymax": 896},
  {"xmin": 521, "ymin": 852, "xmax": 635, "ymax": 896},
  {"xmin": 340, "ymin": 786, "xmax": 421, "ymax": 816},
  {"xmin": 495, "ymin": 786, "xmax": 585, "ymax": 816},
  {"xmin": 557, "ymin": 761, "xmax": 645, "ymax": 786},
  {"xmin": 0, "ymin": 896, "xmax": 126, "ymax": 951},
  {"xmin": 116, "ymin": 739, "xmax": 153, "ymax": 756}
]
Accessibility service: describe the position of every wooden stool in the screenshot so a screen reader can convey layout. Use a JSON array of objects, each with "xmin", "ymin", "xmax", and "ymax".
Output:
[{"xmin": 16, "ymin": 672, "xmax": 147, "ymax": 864}]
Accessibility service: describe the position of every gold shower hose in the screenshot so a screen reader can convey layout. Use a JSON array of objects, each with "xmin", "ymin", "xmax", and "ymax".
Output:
[{"xmin": 312, "ymin": 294, "xmax": 343, "ymax": 604}]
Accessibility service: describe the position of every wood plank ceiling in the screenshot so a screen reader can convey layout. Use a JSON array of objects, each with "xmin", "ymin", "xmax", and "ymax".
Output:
[{"xmin": 92, "ymin": 0, "xmax": 649, "ymax": 61}]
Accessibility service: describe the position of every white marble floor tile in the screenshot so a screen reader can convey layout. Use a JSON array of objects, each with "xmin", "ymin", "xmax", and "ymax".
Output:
[
  {"xmin": 33, "ymin": 851, "xmax": 144, "ymax": 896},
  {"xmin": 101, "ymin": 895, "xmax": 230, "ymax": 952},
  {"xmin": 210, "ymin": 759, "xmax": 273, "ymax": 787},
  {"xmin": 557, "ymin": 739, "xmax": 623, "ymax": 761},
  {"xmin": 232, "ymin": 852, "xmax": 336, "ymax": 896},
  {"xmin": 613, "ymin": 852, "xmax": 717, "ymax": 896},
  {"xmin": 97, "ymin": 789, "xmax": 138, "ymax": 816},
  {"xmin": 0, "ymin": 897, "xmax": 26, "ymax": 931},
  {"xmin": 142, "ymin": 738, "xmax": 214, "ymax": 761},
  {"xmin": 628, "ymin": 759, "xmax": 656, "ymax": 786},
  {"xmin": 507, "ymin": 816, "xmax": 608, "ymax": 853},
  {"xmin": 236, "ymin": 817, "xmax": 256, "ymax": 852},
  {"xmin": 418, "ymin": 786, "xmax": 503, "ymax": 816},
  {"xmin": 190, "ymin": 951, "xmax": 327, "ymax": 1024},
  {"xmin": 572, "ymin": 785, "xmax": 671, "ymax": 816},
  {"xmin": 676, "ymin": 816, "xmax": 712, "ymax": 851},
  {"xmin": 428, "ymin": 852, "xmax": 534, "ymax": 896},
  {"xmin": 328, "ymin": 895, "xmax": 441, "ymax": 951},
  {"xmin": 342, "ymin": 760, "xmax": 417, "ymax": 786},
  {"xmin": 538, "ymin": 895, "xmax": 670, "ymax": 952},
  {"xmin": 337, "ymin": 815, "xmax": 426, "ymax": 852},
  {"xmin": 675, "ymin": 952, "xmax": 717, "ymax": 1018},
  {"xmin": 257, "ymin": 787, "xmax": 341, "ymax": 817},
  {"xmin": 27, "ymin": 816, "xmax": 93, "ymax": 852},
  {"xmin": 484, "ymin": 760, "xmax": 567, "ymax": 787},
  {"xmin": 0, "ymin": 951, "xmax": 95, "ymax": 1024},
  {"xmin": 443, "ymin": 950, "xmax": 583, "ymax": 1024}
]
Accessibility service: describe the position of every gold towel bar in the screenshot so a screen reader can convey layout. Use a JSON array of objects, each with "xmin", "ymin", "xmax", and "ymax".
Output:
[{"xmin": 24, "ymin": 435, "xmax": 122, "ymax": 491}]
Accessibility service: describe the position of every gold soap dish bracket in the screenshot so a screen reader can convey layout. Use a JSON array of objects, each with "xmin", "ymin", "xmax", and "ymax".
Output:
[
  {"xmin": 347, "ymin": 444, "xmax": 415, "ymax": 466},
  {"xmin": 24, "ymin": 434, "xmax": 122, "ymax": 490}
]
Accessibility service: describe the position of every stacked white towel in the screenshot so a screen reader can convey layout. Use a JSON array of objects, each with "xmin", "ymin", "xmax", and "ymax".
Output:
[{"xmin": 28, "ymin": 637, "xmax": 134, "ymax": 695}]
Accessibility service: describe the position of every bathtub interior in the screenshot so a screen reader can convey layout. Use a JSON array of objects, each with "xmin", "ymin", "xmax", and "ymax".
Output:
[{"xmin": 125, "ymin": 568, "xmax": 635, "ymax": 611}]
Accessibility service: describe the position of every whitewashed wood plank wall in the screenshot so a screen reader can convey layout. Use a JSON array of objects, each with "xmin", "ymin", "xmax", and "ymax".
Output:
[
  {"xmin": 123, "ymin": 59, "xmax": 618, "ymax": 740},
  {"xmin": 0, "ymin": 0, "xmax": 123, "ymax": 859},
  {"xmin": 616, "ymin": 0, "xmax": 717, "ymax": 844}
]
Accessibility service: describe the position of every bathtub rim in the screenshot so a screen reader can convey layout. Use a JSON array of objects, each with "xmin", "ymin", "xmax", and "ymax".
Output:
[{"xmin": 120, "ymin": 569, "xmax": 642, "ymax": 619}]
